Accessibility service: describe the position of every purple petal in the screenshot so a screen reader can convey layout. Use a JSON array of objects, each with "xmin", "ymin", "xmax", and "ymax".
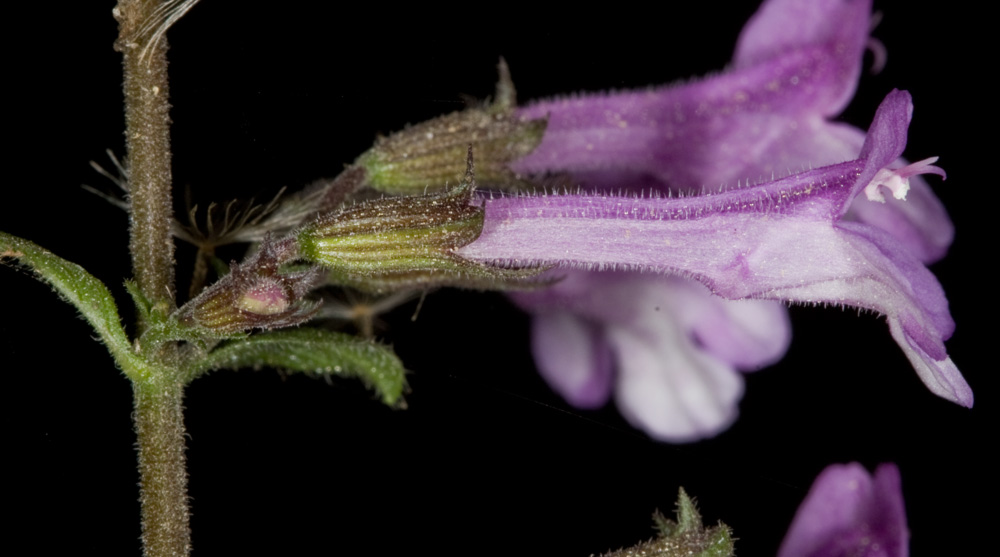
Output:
[
  {"xmin": 778, "ymin": 463, "xmax": 908, "ymax": 557},
  {"xmin": 530, "ymin": 310, "xmax": 613, "ymax": 408},
  {"xmin": 888, "ymin": 321, "xmax": 968, "ymax": 407},
  {"xmin": 514, "ymin": 0, "xmax": 872, "ymax": 191},
  {"xmin": 461, "ymin": 91, "xmax": 970, "ymax": 407},
  {"xmin": 734, "ymin": 0, "xmax": 870, "ymax": 116},
  {"xmin": 667, "ymin": 278, "xmax": 791, "ymax": 371}
]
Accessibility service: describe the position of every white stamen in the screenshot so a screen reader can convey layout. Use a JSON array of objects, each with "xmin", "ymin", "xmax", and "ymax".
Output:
[
  {"xmin": 864, "ymin": 169, "xmax": 908, "ymax": 203},
  {"xmin": 864, "ymin": 157, "xmax": 943, "ymax": 204}
]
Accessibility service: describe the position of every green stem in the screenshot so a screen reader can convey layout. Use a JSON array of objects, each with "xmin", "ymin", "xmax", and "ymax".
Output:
[
  {"xmin": 134, "ymin": 379, "xmax": 192, "ymax": 556},
  {"xmin": 115, "ymin": 2, "xmax": 189, "ymax": 554},
  {"xmin": 116, "ymin": 0, "xmax": 177, "ymax": 319}
]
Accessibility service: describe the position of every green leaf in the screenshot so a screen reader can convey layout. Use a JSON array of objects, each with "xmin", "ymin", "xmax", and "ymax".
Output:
[
  {"xmin": 184, "ymin": 328, "xmax": 407, "ymax": 406},
  {"xmin": 0, "ymin": 231, "xmax": 147, "ymax": 380}
]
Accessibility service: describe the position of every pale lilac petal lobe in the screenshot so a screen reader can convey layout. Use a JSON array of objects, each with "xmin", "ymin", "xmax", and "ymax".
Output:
[
  {"xmin": 602, "ymin": 278, "xmax": 744, "ymax": 442},
  {"xmin": 836, "ymin": 221, "xmax": 954, "ymax": 341},
  {"xmin": 610, "ymin": 324, "xmax": 743, "ymax": 443},
  {"xmin": 778, "ymin": 463, "xmax": 908, "ymax": 557},
  {"xmin": 735, "ymin": 0, "xmax": 872, "ymax": 115},
  {"xmin": 530, "ymin": 311, "xmax": 613, "ymax": 408},
  {"xmin": 688, "ymin": 297, "xmax": 792, "ymax": 371},
  {"xmin": 638, "ymin": 276, "xmax": 791, "ymax": 371},
  {"xmin": 888, "ymin": 318, "xmax": 973, "ymax": 407}
]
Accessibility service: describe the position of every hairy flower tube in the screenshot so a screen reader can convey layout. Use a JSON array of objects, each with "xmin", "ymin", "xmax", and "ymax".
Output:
[{"xmin": 468, "ymin": 0, "xmax": 959, "ymax": 441}]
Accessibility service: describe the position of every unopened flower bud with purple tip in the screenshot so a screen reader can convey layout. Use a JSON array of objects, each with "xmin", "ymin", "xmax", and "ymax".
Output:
[
  {"xmin": 236, "ymin": 277, "xmax": 292, "ymax": 315},
  {"xmin": 175, "ymin": 236, "xmax": 323, "ymax": 336}
]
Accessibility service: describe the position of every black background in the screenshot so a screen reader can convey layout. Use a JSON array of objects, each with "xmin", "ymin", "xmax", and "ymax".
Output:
[{"xmin": 4, "ymin": 1, "xmax": 992, "ymax": 555}]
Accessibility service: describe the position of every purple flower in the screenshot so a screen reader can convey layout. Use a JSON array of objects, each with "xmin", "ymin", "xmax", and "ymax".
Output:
[
  {"xmin": 459, "ymin": 89, "xmax": 970, "ymax": 439},
  {"xmin": 458, "ymin": 0, "xmax": 959, "ymax": 441},
  {"xmin": 779, "ymin": 463, "xmax": 908, "ymax": 557}
]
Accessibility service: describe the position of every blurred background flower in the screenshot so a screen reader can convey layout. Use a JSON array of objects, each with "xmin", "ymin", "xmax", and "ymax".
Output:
[{"xmin": 779, "ymin": 463, "xmax": 907, "ymax": 557}]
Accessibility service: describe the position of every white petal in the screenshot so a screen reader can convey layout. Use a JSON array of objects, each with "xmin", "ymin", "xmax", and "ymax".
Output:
[{"xmin": 608, "ymin": 293, "xmax": 744, "ymax": 442}]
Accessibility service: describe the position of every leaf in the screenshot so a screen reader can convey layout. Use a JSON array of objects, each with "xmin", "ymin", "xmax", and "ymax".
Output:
[
  {"xmin": 185, "ymin": 328, "xmax": 407, "ymax": 406},
  {"xmin": 0, "ymin": 231, "xmax": 145, "ymax": 379}
]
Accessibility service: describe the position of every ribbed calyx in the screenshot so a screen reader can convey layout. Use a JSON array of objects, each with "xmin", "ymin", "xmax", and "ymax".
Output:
[
  {"xmin": 298, "ymin": 156, "xmax": 545, "ymax": 294},
  {"xmin": 356, "ymin": 60, "xmax": 546, "ymax": 195}
]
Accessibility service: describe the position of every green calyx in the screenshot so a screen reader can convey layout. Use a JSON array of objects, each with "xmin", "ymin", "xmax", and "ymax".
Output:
[
  {"xmin": 356, "ymin": 60, "xmax": 546, "ymax": 195},
  {"xmin": 298, "ymin": 161, "xmax": 546, "ymax": 293},
  {"xmin": 629, "ymin": 488, "xmax": 735, "ymax": 557},
  {"xmin": 598, "ymin": 488, "xmax": 735, "ymax": 557}
]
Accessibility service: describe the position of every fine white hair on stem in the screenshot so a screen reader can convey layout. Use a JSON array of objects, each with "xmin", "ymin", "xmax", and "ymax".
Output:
[{"xmin": 138, "ymin": 0, "xmax": 201, "ymax": 64}]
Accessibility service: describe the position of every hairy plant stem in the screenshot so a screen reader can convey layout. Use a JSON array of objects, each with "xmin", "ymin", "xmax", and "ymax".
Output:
[
  {"xmin": 134, "ymin": 378, "xmax": 191, "ymax": 556},
  {"xmin": 116, "ymin": 0, "xmax": 177, "ymax": 320},
  {"xmin": 115, "ymin": 1, "xmax": 189, "ymax": 555}
]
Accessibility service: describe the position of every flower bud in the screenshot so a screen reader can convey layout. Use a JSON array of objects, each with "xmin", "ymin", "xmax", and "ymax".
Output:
[{"xmin": 175, "ymin": 236, "xmax": 323, "ymax": 336}]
